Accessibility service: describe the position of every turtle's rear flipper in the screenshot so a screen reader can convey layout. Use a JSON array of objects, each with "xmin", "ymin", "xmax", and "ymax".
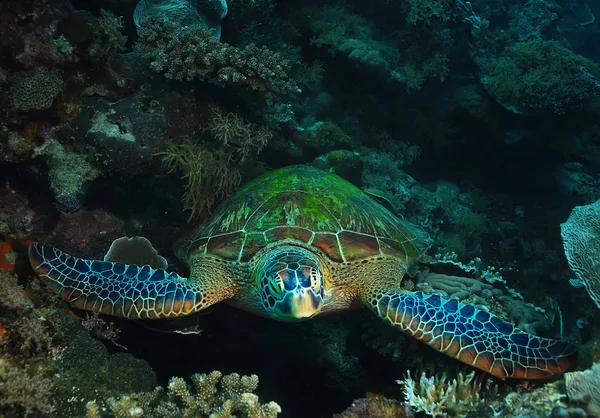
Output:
[
  {"xmin": 366, "ymin": 291, "xmax": 577, "ymax": 379},
  {"xmin": 29, "ymin": 243, "xmax": 212, "ymax": 319}
]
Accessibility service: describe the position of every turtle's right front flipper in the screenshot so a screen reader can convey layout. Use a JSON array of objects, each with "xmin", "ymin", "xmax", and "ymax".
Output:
[
  {"xmin": 363, "ymin": 290, "xmax": 577, "ymax": 379},
  {"xmin": 29, "ymin": 243, "xmax": 225, "ymax": 319}
]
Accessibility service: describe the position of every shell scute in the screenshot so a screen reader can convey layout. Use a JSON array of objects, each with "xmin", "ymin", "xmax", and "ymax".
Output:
[
  {"xmin": 240, "ymin": 233, "xmax": 267, "ymax": 261},
  {"xmin": 175, "ymin": 166, "xmax": 431, "ymax": 266},
  {"xmin": 265, "ymin": 226, "xmax": 313, "ymax": 244},
  {"xmin": 207, "ymin": 231, "xmax": 245, "ymax": 260},
  {"xmin": 338, "ymin": 231, "xmax": 380, "ymax": 261},
  {"xmin": 312, "ymin": 232, "xmax": 343, "ymax": 263}
]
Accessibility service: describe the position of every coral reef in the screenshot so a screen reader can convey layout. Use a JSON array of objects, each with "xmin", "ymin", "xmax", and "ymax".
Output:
[
  {"xmin": 42, "ymin": 140, "xmax": 99, "ymax": 213},
  {"xmin": 86, "ymin": 370, "xmax": 281, "ymax": 417},
  {"xmin": 480, "ymin": 40, "xmax": 600, "ymax": 115},
  {"xmin": 49, "ymin": 209, "xmax": 127, "ymax": 258},
  {"xmin": 498, "ymin": 381, "xmax": 588, "ymax": 418},
  {"xmin": 561, "ymin": 198, "xmax": 600, "ymax": 310},
  {"xmin": 333, "ymin": 397, "xmax": 414, "ymax": 418},
  {"xmin": 157, "ymin": 107, "xmax": 273, "ymax": 219},
  {"xmin": 136, "ymin": 19, "xmax": 300, "ymax": 101},
  {"xmin": 2, "ymin": 0, "xmax": 600, "ymax": 416},
  {"xmin": 399, "ymin": 370, "xmax": 484, "ymax": 417},
  {"xmin": 0, "ymin": 264, "xmax": 159, "ymax": 417},
  {"xmin": 134, "ymin": 0, "xmax": 228, "ymax": 39},
  {"xmin": 158, "ymin": 139, "xmax": 242, "ymax": 219},
  {"xmin": 565, "ymin": 363, "xmax": 600, "ymax": 416},
  {"xmin": 10, "ymin": 67, "xmax": 64, "ymax": 112}
]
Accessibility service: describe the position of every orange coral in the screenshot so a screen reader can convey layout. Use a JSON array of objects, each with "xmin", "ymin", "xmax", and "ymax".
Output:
[
  {"xmin": 0, "ymin": 241, "xmax": 15, "ymax": 273},
  {"xmin": 0, "ymin": 236, "xmax": 38, "ymax": 273},
  {"xmin": 0, "ymin": 322, "xmax": 8, "ymax": 341}
]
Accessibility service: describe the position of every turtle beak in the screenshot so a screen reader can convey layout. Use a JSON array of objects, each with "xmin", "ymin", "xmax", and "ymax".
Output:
[{"xmin": 276, "ymin": 288, "xmax": 323, "ymax": 321}]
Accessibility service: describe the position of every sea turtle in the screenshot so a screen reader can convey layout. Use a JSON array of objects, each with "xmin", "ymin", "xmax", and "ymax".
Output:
[{"xmin": 29, "ymin": 165, "xmax": 576, "ymax": 379}]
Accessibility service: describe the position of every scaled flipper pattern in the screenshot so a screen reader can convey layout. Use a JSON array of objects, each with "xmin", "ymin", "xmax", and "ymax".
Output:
[
  {"xmin": 29, "ymin": 243, "xmax": 212, "ymax": 319},
  {"xmin": 369, "ymin": 291, "xmax": 577, "ymax": 379}
]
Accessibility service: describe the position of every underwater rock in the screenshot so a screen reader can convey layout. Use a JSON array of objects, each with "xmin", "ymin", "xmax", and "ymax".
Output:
[
  {"xmin": 0, "ymin": 0, "xmax": 76, "ymax": 69},
  {"xmin": 54, "ymin": 95, "xmax": 165, "ymax": 177},
  {"xmin": 51, "ymin": 209, "xmax": 127, "ymax": 259},
  {"xmin": 51, "ymin": 313, "xmax": 157, "ymax": 416},
  {"xmin": 0, "ymin": 187, "xmax": 47, "ymax": 239}
]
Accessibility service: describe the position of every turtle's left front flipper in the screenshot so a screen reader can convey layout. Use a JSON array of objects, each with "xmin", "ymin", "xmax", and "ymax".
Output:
[
  {"xmin": 29, "ymin": 243, "xmax": 234, "ymax": 319},
  {"xmin": 363, "ymin": 290, "xmax": 577, "ymax": 379}
]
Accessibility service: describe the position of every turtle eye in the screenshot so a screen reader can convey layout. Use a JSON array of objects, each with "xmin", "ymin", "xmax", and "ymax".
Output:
[
  {"xmin": 262, "ymin": 273, "xmax": 285, "ymax": 298},
  {"xmin": 309, "ymin": 268, "xmax": 321, "ymax": 294}
]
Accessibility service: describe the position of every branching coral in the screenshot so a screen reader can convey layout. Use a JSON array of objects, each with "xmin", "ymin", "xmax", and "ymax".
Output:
[
  {"xmin": 0, "ymin": 360, "xmax": 55, "ymax": 415},
  {"xmin": 0, "ymin": 268, "xmax": 52, "ymax": 355},
  {"xmin": 136, "ymin": 19, "xmax": 299, "ymax": 100},
  {"xmin": 292, "ymin": 5, "xmax": 402, "ymax": 81},
  {"xmin": 399, "ymin": 370, "xmax": 483, "ymax": 417},
  {"xmin": 158, "ymin": 140, "xmax": 241, "ymax": 219},
  {"xmin": 88, "ymin": 370, "xmax": 282, "ymax": 417},
  {"xmin": 157, "ymin": 107, "xmax": 272, "ymax": 219},
  {"xmin": 208, "ymin": 106, "xmax": 273, "ymax": 163},
  {"xmin": 0, "ymin": 269, "xmax": 55, "ymax": 415},
  {"xmin": 87, "ymin": 9, "xmax": 128, "ymax": 62}
]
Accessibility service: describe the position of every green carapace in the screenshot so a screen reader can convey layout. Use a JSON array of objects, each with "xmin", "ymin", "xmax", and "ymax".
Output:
[{"xmin": 29, "ymin": 166, "xmax": 576, "ymax": 379}]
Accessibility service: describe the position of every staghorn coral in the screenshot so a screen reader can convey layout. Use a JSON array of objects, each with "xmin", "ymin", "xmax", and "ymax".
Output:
[
  {"xmin": 399, "ymin": 370, "xmax": 484, "ymax": 417},
  {"xmin": 87, "ymin": 370, "xmax": 281, "ymax": 417},
  {"xmin": 136, "ymin": 19, "xmax": 299, "ymax": 100}
]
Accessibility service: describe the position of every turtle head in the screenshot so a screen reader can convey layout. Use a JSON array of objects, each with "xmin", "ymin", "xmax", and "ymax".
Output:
[{"xmin": 256, "ymin": 244, "xmax": 325, "ymax": 322}]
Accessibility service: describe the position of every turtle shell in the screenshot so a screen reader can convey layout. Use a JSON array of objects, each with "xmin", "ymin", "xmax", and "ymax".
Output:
[{"xmin": 174, "ymin": 166, "xmax": 431, "ymax": 265}]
